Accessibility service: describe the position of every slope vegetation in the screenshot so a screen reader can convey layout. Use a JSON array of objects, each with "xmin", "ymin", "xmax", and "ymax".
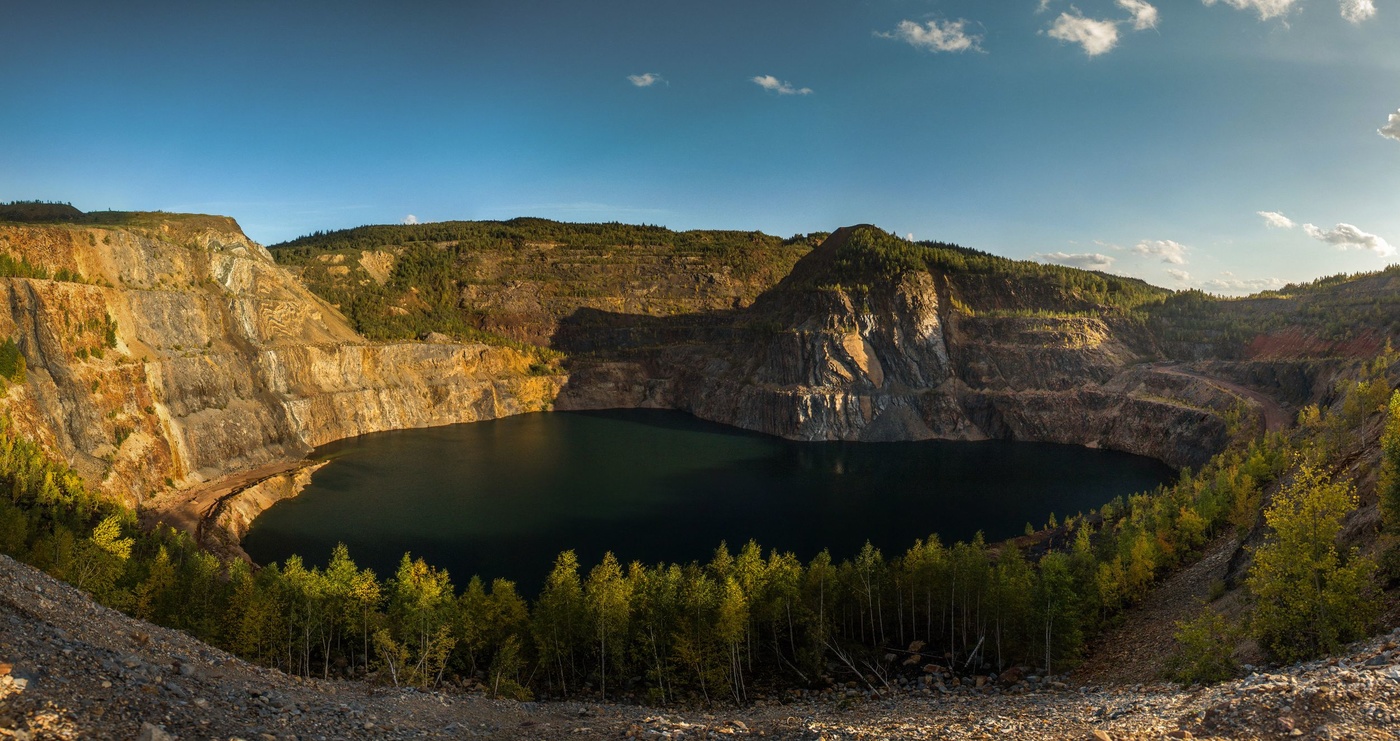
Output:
[{"xmin": 270, "ymin": 219, "xmax": 818, "ymax": 348}]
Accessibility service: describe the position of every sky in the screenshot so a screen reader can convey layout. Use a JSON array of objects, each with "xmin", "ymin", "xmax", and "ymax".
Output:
[{"xmin": 1, "ymin": 0, "xmax": 1398, "ymax": 295}]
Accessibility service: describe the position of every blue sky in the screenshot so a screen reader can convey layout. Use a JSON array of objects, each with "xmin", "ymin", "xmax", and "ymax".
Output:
[{"xmin": 2, "ymin": 0, "xmax": 1398, "ymax": 294}]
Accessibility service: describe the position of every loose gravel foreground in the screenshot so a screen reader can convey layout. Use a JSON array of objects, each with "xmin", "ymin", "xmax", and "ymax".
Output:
[{"xmin": 2, "ymin": 555, "xmax": 1398, "ymax": 740}]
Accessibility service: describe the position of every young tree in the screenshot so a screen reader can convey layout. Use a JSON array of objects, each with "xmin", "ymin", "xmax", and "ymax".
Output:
[
  {"xmin": 584, "ymin": 552, "xmax": 631, "ymax": 700},
  {"xmin": 72, "ymin": 514, "xmax": 133, "ymax": 606},
  {"xmin": 533, "ymin": 550, "xmax": 586, "ymax": 695},
  {"xmin": 715, "ymin": 577, "xmax": 749, "ymax": 704},
  {"xmin": 1378, "ymin": 391, "xmax": 1400, "ymax": 531},
  {"xmin": 387, "ymin": 555, "xmax": 457, "ymax": 687},
  {"xmin": 1034, "ymin": 552, "xmax": 1080, "ymax": 675},
  {"xmin": 1247, "ymin": 465, "xmax": 1376, "ymax": 662},
  {"xmin": 1166, "ymin": 607, "xmax": 1238, "ymax": 685}
]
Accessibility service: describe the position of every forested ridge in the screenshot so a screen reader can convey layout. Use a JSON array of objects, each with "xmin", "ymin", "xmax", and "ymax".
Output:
[
  {"xmin": 1, "ymin": 348, "xmax": 1394, "ymax": 704},
  {"xmin": 267, "ymin": 219, "xmax": 818, "ymax": 352},
  {"xmin": 826, "ymin": 227, "xmax": 1171, "ymax": 315}
]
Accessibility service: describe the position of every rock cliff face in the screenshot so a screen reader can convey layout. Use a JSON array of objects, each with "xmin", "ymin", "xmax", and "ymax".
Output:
[
  {"xmin": 557, "ymin": 227, "xmax": 1248, "ymax": 469},
  {"xmin": 0, "ymin": 218, "xmax": 1278, "ymax": 546},
  {"xmin": 0, "ymin": 220, "xmax": 561, "ymax": 508}
]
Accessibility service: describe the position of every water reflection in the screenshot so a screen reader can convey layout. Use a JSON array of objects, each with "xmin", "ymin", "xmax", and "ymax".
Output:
[{"xmin": 243, "ymin": 409, "xmax": 1174, "ymax": 595}]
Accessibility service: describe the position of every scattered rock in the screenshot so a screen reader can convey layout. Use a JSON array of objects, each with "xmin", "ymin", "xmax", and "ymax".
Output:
[{"xmin": 137, "ymin": 722, "xmax": 173, "ymax": 741}]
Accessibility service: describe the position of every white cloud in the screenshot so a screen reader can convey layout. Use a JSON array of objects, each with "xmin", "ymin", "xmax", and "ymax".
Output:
[
  {"xmin": 402, "ymin": 214, "xmax": 418, "ymax": 225},
  {"xmin": 877, "ymin": 19, "xmax": 983, "ymax": 53},
  {"xmin": 1380, "ymin": 110, "xmax": 1400, "ymax": 142},
  {"xmin": 1257, "ymin": 210, "xmax": 1296, "ymax": 229},
  {"xmin": 1036, "ymin": 251, "xmax": 1117, "ymax": 269},
  {"xmin": 1202, "ymin": 275, "xmax": 1287, "ymax": 294},
  {"xmin": 752, "ymin": 75, "xmax": 812, "ymax": 96},
  {"xmin": 1201, "ymin": 0, "xmax": 1301, "ymax": 21},
  {"xmin": 627, "ymin": 73, "xmax": 664, "ymax": 88},
  {"xmin": 1133, "ymin": 239, "xmax": 1189, "ymax": 264},
  {"xmin": 1302, "ymin": 222, "xmax": 1395, "ymax": 256},
  {"xmin": 1047, "ymin": 11, "xmax": 1121, "ymax": 56},
  {"xmin": 1118, "ymin": 0, "xmax": 1160, "ymax": 30},
  {"xmin": 1340, "ymin": 0, "xmax": 1377, "ymax": 23},
  {"xmin": 1166, "ymin": 268, "xmax": 1192, "ymax": 283}
]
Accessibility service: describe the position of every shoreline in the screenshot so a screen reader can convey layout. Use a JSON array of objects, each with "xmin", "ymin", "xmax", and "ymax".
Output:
[{"xmin": 141, "ymin": 458, "xmax": 328, "ymax": 562}]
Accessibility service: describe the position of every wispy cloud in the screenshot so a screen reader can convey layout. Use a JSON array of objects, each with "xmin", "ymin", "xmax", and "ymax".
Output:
[
  {"xmin": 1258, "ymin": 210, "xmax": 1296, "ymax": 229},
  {"xmin": 1302, "ymin": 222, "xmax": 1395, "ymax": 256},
  {"xmin": 1036, "ymin": 251, "xmax": 1116, "ymax": 269},
  {"xmin": 1340, "ymin": 0, "xmax": 1377, "ymax": 23},
  {"xmin": 1133, "ymin": 239, "xmax": 1189, "ymax": 264},
  {"xmin": 752, "ymin": 75, "xmax": 812, "ymax": 96},
  {"xmin": 1166, "ymin": 268, "xmax": 1192, "ymax": 283},
  {"xmin": 1118, "ymin": 0, "xmax": 1160, "ymax": 30},
  {"xmin": 627, "ymin": 73, "xmax": 664, "ymax": 88},
  {"xmin": 1201, "ymin": 0, "xmax": 1301, "ymax": 21},
  {"xmin": 1046, "ymin": 11, "xmax": 1121, "ymax": 56},
  {"xmin": 877, "ymin": 19, "xmax": 983, "ymax": 53},
  {"xmin": 1203, "ymin": 275, "xmax": 1287, "ymax": 294},
  {"xmin": 1380, "ymin": 109, "xmax": 1400, "ymax": 142},
  {"xmin": 402, "ymin": 214, "xmax": 418, "ymax": 225}
]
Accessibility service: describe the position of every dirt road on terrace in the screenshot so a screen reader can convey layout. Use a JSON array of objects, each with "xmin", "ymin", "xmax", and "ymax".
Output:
[
  {"xmin": 1148, "ymin": 363, "xmax": 1291, "ymax": 432},
  {"xmin": 140, "ymin": 459, "xmax": 310, "ymax": 542}
]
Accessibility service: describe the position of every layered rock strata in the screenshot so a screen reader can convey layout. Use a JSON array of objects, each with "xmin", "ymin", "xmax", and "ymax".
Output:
[
  {"xmin": 0, "ymin": 221, "xmax": 560, "ymax": 515},
  {"xmin": 558, "ymin": 227, "xmax": 1254, "ymax": 469}
]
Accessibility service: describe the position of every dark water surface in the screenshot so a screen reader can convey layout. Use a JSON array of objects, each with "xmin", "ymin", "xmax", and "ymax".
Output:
[{"xmin": 242, "ymin": 410, "xmax": 1174, "ymax": 594}]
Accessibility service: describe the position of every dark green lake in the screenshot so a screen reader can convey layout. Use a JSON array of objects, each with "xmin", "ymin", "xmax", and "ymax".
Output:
[{"xmin": 241, "ymin": 409, "xmax": 1174, "ymax": 594}]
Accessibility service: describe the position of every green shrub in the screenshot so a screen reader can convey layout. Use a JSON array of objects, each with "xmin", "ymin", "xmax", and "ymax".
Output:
[
  {"xmin": 0, "ymin": 337, "xmax": 25, "ymax": 383},
  {"xmin": 1166, "ymin": 608, "xmax": 1238, "ymax": 685},
  {"xmin": 1246, "ymin": 465, "xmax": 1376, "ymax": 662}
]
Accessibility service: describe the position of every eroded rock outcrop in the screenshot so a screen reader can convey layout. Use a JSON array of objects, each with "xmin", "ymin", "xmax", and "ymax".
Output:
[
  {"xmin": 0, "ymin": 218, "xmax": 1278, "ymax": 548},
  {"xmin": 558, "ymin": 226, "xmax": 1251, "ymax": 468},
  {"xmin": 0, "ymin": 220, "xmax": 562, "ymax": 512}
]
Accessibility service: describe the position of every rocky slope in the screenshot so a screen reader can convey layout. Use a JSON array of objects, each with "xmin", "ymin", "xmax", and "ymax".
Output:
[
  {"xmin": 0, "ymin": 218, "xmax": 561, "ymax": 519},
  {"xmin": 273, "ymin": 219, "xmax": 1315, "ymax": 469},
  {"xmin": 0, "ymin": 214, "xmax": 1323, "ymax": 551},
  {"xmin": 5, "ymin": 551, "xmax": 1400, "ymax": 740},
  {"xmin": 557, "ymin": 227, "xmax": 1262, "ymax": 470}
]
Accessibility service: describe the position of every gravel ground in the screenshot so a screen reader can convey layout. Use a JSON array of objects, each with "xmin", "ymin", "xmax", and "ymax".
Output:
[{"xmin": 2, "ymin": 555, "xmax": 1398, "ymax": 740}]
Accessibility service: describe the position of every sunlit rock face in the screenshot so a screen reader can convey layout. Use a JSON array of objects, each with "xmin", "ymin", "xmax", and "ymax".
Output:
[
  {"xmin": 0, "ymin": 219, "xmax": 1246, "ymax": 519},
  {"xmin": 557, "ymin": 226, "xmax": 1237, "ymax": 469},
  {"xmin": 0, "ymin": 221, "xmax": 561, "ymax": 505}
]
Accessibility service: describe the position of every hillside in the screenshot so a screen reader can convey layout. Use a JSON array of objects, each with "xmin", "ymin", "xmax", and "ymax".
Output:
[
  {"xmin": 3, "ymin": 210, "xmax": 1400, "ymax": 739},
  {"xmin": 0, "ymin": 208, "xmax": 561, "ymax": 550},
  {"xmin": 1149, "ymin": 269, "xmax": 1400, "ymax": 361},
  {"xmin": 270, "ymin": 219, "xmax": 819, "ymax": 349}
]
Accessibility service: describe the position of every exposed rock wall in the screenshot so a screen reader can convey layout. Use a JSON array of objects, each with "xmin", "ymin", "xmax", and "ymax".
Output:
[
  {"xmin": 558, "ymin": 227, "xmax": 1246, "ymax": 469},
  {"xmin": 0, "ymin": 219, "xmax": 1269, "ymax": 536},
  {"xmin": 0, "ymin": 222, "xmax": 561, "ymax": 507}
]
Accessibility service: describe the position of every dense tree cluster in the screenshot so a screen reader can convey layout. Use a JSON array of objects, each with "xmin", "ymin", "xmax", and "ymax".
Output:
[
  {"xmin": 1148, "ymin": 269, "xmax": 1400, "ymax": 358},
  {"xmin": 271, "ymin": 219, "xmax": 819, "ymax": 278},
  {"xmin": 826, "ymin": 227, "xmax": 1170, "ymax": 314},
  {"xmin": 266, "ymin": 219, "xmax": 817, "ymax": 356}
]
